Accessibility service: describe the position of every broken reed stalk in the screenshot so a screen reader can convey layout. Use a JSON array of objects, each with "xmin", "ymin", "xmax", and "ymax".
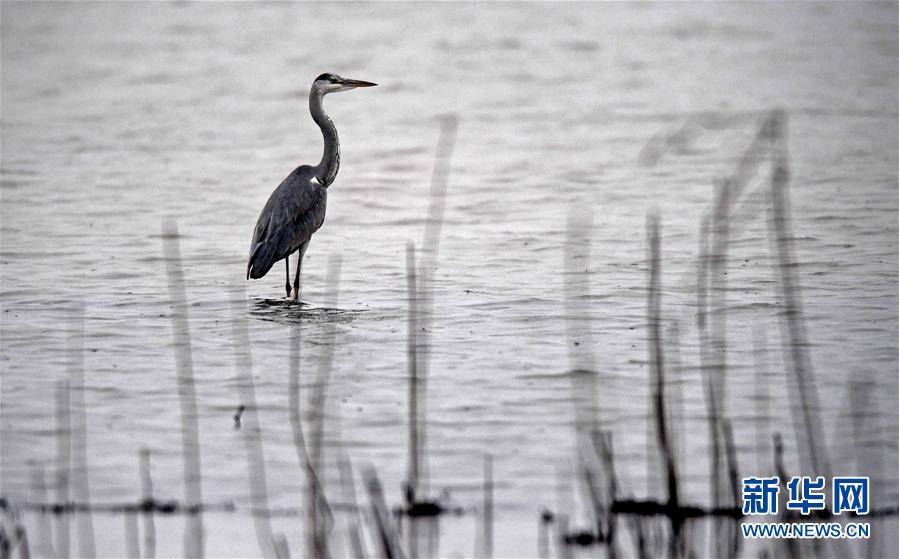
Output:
[
  {"xmin": 287, "ymin": 319, "xmax": 310, "ymax": 552},
  {"xmin": 406, "ymin": 241, "xmax": 420, "ymax": 512},
  {"xmin": 28, "ymin": 462, "xmax": 55, "ymax": 559},
  {"xmin": 764, "ymin": 110, "xmax": 831, "ymax": 480},
  {"xmin": 537, "ymin": 510, "xmax": 552, "ymax": 559},
  {"xmin": 18, "ymin": 526, "xmax": 31, "ymax": 559},
  {"xmin": 124, "ymin": 511, "xmax": 139, "ymax": 559},
  {"xmin": 139, "ymin": 448, "xmax": 156, "ymax": 559},
  {"xmin": 416, "ymin": 113, "xmax": 459, "ymax": 370},
  {"xmin": 664, "ymin": 320, "xmax": 685, "ymax": 493},
  {"xmin": 721, "ymin": 420, "xmax": 741, "ymax": 559},
  {"xmin": 579, "ymin": 451, "xmax": 605, "ymax": 545},
  {"xmin": 638, "ymin": 111, "xmax": 762, "ymax": 168},
  {"xmin": 752, "ymin": 327, "xmax": 770, "ymax": 475},
  {"xmin": 55, "ymin": 379, "xmax": 71, "ymax": 559},
  {"xmin": 288, "ymin": 329, "xmax": 306, "ymax": 465},
  {"xmin": 694, "ymin": 114, "xmax": 776, "ymax": 558},
  {"xmin": 846, "ymin": 373, "xmax": 894, "ymax": 556},
  {"xmin": 364, "ymin": 468, "xmax": 402, "ymax": 559},
  {"xmin": 551, "ymin": 465, "xmax": 572, "ymax": 559},
  {"xmin": 272, "ymin": 535, "xmax": 290, "ymax": 559},
  {"xmin": 555, "ymin": 513, "xmax": 574, "ymax": 559},
  {"xmin": 0, "ymin": 515, "xmax": 31, "ymax": 559},
  {"xmin": 404, "ymin": 241, "xmax": 423, "ymax": 559},
  {"xmin": 646, "ymin": 213, "xmax": 681, "ymax": 557},
  {"xmin": 651, "ymin": 110, "xmax": 777, "ymax": 309},
  {"xmin": 593, "ymin": 430, "xmax": 618, "ymax": 558},
  {"xmin": 769, "ymin": 108, "xmax": 851, "ymax": 559},
  {"xmin": 628, "ymin": 514, "xmax": 650, "ymax": 559},
  {"xmin": 696, "ymin": 215, "xmax": 726, "ymax": 559},
  {"xmin": 412, "ymin": 115, "xmax": 458, "ymax": 507},
  {"xmin": 772, "ymin": 433, "xmax": 800, "ymax": 559},
  {"xmin": 482, "ymin": 454, "xmax": 494, "ymax": 559},
  {"xmin": 288, "ymin": 317, "xmax": 331, "ymax": 559},
  {"xmin": 309, "ymin": 256, "xmax": 342, "ymax": 474},
  {"xmin": 564, "ymin": 206, "xmax": 598, "ymax": 401},
  {"xmin": 230, "ymin": 285, "xmax": 276, "ymax": 559},
  {"xmin": 305, "ymin": 255, "xmax": 342, "ymax": 559},
  {"xmin": 710, "ymin": 179, "xmax": 733, "ymax": 559},
  {"xmin": 391, "ymin": 119, "xmax": 460, "ymax": 559},
  {"xmin": 337, "ymin": 452, "xmax": 366, "ymax": 559},
  {"xmin": 421, "ymin": 114, "xmax": 458, "ymax": 265},
  {"xmin": 563, "ymin": 205, "xmax": 607, "ymax": 550},
  {"xmin": 161, "ymin": 220, "xmax": 204, "ymax": 559},
  {"xmin": 68, "ymin": 304, "xmax": 96, "ymax": 559}
]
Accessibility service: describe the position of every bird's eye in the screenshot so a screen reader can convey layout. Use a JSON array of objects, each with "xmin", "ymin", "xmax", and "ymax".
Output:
[{"xmin": 329, "ymin": 77, "xmax": 337, "ymax": 84}]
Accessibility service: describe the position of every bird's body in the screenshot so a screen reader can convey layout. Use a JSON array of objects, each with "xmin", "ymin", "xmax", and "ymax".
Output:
[
  {"xmin": 247, "ymin": 165, "xmax": 326, "ymax": 280},
  {"xmin": 246, "ymin": 73, "xmax": 375, "ymax": 299}
]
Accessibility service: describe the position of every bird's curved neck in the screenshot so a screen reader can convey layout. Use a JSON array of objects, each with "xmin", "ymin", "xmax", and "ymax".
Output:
[{"xmin": 310, "ymin": 90, "xmax": 339, "ymax": 187}]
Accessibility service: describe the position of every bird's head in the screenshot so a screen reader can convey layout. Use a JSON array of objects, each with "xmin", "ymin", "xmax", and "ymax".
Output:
[{"xmin": 313, "ymin": 73, "xmax": 377, "ymax": 94}]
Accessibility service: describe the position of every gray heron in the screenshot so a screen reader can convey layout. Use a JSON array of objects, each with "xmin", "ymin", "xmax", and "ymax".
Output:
[{"xmin": 246, "ymin": 73, "xmax": 376, "ymax": 300}]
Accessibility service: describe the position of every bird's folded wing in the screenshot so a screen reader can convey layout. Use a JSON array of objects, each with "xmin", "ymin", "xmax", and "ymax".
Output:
[{"xmin": 246, "ymin": 167, "xmax": 322, "ymax": 280}]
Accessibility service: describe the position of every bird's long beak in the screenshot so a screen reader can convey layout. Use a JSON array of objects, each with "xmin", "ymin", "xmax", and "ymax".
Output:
[{"xmin": 341, "ymin": 78, "xmax": 377, "ymax": 88}]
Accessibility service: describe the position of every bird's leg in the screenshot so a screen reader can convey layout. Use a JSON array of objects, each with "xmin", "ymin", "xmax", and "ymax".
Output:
[
  {"xmin": 292, "ymin": 254, "xmax": 302, "ymax": 302},
  {"xmin": 292, "ymin": 242, "xmax": 309, "ymax": 302},
  {"xmin": 285, "ymin": 256, "xmax": 292, "ymax": 299}
]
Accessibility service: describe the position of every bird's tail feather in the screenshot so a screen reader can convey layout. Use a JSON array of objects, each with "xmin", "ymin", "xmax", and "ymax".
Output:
[{"xmin": 247, "ymin": 242, "xmax": 279, "ymax": 280}]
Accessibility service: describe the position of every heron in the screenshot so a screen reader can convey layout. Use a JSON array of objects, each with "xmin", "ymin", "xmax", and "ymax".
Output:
[{"xmin": 246, "ymin": 73, "xmax": 376, "ymax": 300}]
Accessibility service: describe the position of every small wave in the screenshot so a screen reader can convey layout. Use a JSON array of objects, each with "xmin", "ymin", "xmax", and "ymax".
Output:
[{"xmin": 248, "ymin": 297, "xmax": 361, "ymax": 325}]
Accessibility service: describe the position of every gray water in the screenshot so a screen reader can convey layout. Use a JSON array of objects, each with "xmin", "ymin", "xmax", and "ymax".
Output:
[{"xmin": 2, "ymin": 2, "xmax": 897, "ymax": 557}]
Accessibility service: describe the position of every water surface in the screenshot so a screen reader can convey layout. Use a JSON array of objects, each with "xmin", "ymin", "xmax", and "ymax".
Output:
[{"xmin": 2, "ymin": 2, "xmax": 897, "ymax": 556}]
